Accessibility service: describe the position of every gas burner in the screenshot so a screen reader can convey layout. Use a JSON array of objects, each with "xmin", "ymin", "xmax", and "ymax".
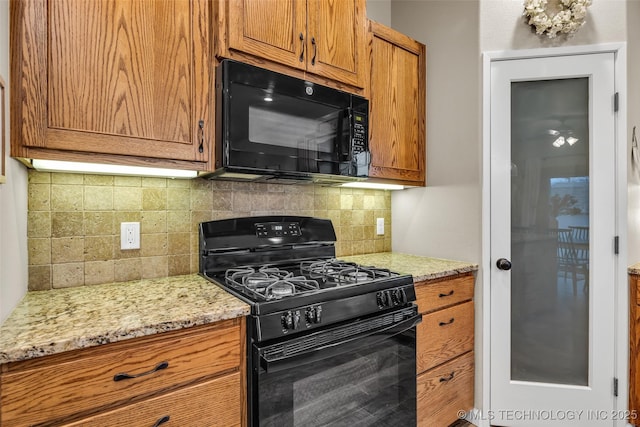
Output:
[
  {"xmin": 300, "ymin": 260, "xmax": 358, "ymax": 277},
  {"xmin": 225, "ymin": 266, "xmax": 320, "ymax": 300}
]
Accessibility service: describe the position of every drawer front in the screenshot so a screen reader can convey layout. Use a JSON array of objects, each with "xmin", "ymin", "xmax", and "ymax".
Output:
[
  {"xmin": 417, "ymin": 351, "xmax": 474, "ymax": 427},
  {"xmin": 1, "ymin": 321, "xmax": 241, "ymax": 427},
  {"xmin": 62, "ymin": 372, "xmax": 242, "ymax": 427},
  {"xmin": 415, "ymin": 274, "xmax": 474, "ymax": 314},
  {"xmin": 417, "ymin": 301, "xmax": 474, "ymax": 373}
]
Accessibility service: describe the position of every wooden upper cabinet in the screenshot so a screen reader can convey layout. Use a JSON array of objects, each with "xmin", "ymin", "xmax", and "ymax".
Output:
[
  {"xmin": 368, "ymin": 21, "xmax": 426, "ymax": 186},
  {"xmin": 11, "ymin": 0, "xmax": 213, "ymax": 169},
  {"xmin": 224, "ymin": 0, "xmax": 366, "ymax": 89}
]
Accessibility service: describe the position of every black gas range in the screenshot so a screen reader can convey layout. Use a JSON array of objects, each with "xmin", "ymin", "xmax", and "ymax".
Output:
[{"xmin": 199, "ymin": 216, "xmax": 421, "ymax": 427}]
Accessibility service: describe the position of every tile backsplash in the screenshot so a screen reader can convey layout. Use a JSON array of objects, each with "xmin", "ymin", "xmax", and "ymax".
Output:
[{"xmin": 27, "ymin": 171, "xmax": 391, "ymax": 290}]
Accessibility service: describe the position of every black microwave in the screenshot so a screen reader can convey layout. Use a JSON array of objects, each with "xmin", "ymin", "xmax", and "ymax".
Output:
[{"xmin": 209, "ymin": 60, "xmax": 370, "ymax": 183}]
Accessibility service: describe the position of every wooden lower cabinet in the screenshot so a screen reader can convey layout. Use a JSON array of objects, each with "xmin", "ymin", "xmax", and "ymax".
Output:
[
  {"xmin": 0, "ymin": 318, "xmax": 245, "ymax": 427},
  {"xmin": 62, "ymin": 373, "xmax": 241, "ymax": 427},
  {"xmin": 415, "ymin": 273, "xmax": 475, "ymax": 426},
  {"xmin": 630, "ymin": 273, "xmax": 640, "ymax": 425},
  {"xmin": 417, "ymin": 351, "xmax": 474, "ymax": 426}
]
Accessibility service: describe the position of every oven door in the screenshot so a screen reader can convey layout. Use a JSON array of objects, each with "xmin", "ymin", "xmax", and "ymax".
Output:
[{"xmin": 251, "ymin": 306, "xmax": 421, "ymax": 427}]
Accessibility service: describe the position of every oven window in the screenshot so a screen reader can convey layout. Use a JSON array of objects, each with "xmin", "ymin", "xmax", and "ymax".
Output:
[{"xmin": 256, "ymin": 330, "xmax": 416, "ymax": 426}]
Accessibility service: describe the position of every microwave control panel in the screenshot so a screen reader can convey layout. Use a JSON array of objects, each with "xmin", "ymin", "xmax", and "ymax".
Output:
[{"xmin": 351, "ymin": 112, "xmax": 368, "ymax": 155}]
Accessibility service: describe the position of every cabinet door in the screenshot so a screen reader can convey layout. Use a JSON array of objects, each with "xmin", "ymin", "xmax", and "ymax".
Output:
[
  {"xmin": 368, "ymin": 22, "xmax": 426, "ymax": 185},
  {"xmin": 12, "ymin": 0, "xmax": 212, "ymax": 163},
  {"xmin": 227, "ymin": 0, "xmax": 307, "ymax": 71},
  {"xmin": 306, "ymin": 0, "xmax": 366, "ymax": 88}
]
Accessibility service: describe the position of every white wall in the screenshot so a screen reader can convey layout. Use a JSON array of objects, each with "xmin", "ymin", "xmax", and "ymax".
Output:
[
  {"xmin": 366, "ymin": 0, "xmax": 392, "ymax": 27},
  {"xmin": 0, "ymin": 0, "xmax": 28, "ymax": 323}
]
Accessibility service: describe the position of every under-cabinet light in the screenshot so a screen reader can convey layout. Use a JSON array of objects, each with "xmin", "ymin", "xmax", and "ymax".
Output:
[
  {"xmin": 340, "ymin": 182, "xmax": 405, "ymax": 190},
  {"xmin": 31, "ymin": 159, "xmax": 198, "ymax": 179}
]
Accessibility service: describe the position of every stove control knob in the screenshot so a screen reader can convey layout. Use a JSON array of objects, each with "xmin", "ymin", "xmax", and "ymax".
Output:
[
  {"xmin": 392, "ymin": 288, "xmax": 407, "ymax": 305},
  {"xmin": 305, "ymin": 307, "xmax": 315, "ymax": 324},
  {"xmin": 377, "ymin": 291, "xmax": 390, "ymax": 308},
  {"xmin": 282, "ymin": 311, "xmax": 294, "ymax": 330},
  {"xmin": 314, "ymin": 306, "xmax": 322, "ymax": 323},
  {"xmin": 293, "ymin": 310, "xmax": 301, "ymax": 329}
]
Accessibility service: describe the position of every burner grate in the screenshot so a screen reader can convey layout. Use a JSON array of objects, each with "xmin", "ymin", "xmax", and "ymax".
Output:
[
  {"xmin": 300, "ymin": 259, "xmax": 393, "ymax": 286},
  {"xmin": 225, "ymin": 265, "xmax": 319, "ymax": 300}
]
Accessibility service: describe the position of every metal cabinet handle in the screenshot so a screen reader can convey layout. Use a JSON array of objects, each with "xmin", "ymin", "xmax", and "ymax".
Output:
[
  {"xmin": 299, "ymin": 33, "xmax": 305, "ymax": 62},
  {"xmin": 152, "ymin": 415, "xmax": 170, "ymax": 427},
  {"xmin": 438, "ymin": 290, "xmax": 454, "ymax": 298},
  {"xmin": 113, "ymin": 361, "xmax": 169, "ymax": 382},
  {"xmin": 311, "ymin": 37, "xmax": 317, "ymax": 65},
  {"xmin": 439, "ymin": 318, "xmax": 455, "ymax": 326},
  {"xmin": 439, "ymin": 372, "xmax": 455, "ymax": 382},
  {"xmin": 198, "ymin": 120, "xmax": 205, "ymax": 153}
]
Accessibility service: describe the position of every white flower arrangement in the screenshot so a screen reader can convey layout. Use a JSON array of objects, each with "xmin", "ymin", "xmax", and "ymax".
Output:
[{"xmin": 523, "ymin": 0, "xmax": 592, "ymax": 38}]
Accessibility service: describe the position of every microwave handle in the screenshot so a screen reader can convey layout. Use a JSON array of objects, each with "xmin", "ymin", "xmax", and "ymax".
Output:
[
  {"xmin": 335, "ymin": 108, "xmax": 352, "ymax": 161},
  {"xmin": 257, "ymin": 312, "xmax": 422, "ymax": 374}
]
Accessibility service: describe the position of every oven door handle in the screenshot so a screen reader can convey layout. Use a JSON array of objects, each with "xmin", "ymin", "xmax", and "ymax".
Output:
[{"xmin": 257, "ymin": 313, "xmax": 422, "ymax": 374}]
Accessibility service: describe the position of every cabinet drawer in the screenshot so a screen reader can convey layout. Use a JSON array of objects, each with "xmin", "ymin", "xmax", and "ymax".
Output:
[
  {"xmin": 62, "ymin": 372, "xmax": 242, "ymax": 427},
  {"xmin": 415, "ymin": 274, "xmax": 474, "ymax": 314},
  {"xmin": 417, "ymin": 351, "xmax": 474, "ymax": 427},
  {"xmin": 1, "ymin": 320, "xmax": 241, "ymax": 427},
  {"xmin": 417, "ymin": 301, "xmax": 474, "ymax": 373}
]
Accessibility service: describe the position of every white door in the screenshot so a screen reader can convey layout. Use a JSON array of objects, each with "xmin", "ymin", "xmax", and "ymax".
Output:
[{"xmin": 490, "ymin": 52, "xmax": 617, "ymax": 426}]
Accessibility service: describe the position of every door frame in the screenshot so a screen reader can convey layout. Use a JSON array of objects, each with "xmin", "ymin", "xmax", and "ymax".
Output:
[{"xmin": 481, "ymin": 43, "xmax": 627, "ymax": 427}]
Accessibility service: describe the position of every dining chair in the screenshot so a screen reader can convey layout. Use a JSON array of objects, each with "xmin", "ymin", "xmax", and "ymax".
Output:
[{"xmin": 557, "ymin": 228, "xmax": 589, "ymax": 296}]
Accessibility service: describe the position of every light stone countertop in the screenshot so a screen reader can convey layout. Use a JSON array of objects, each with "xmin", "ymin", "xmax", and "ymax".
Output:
[
  {"xmin": 339, "ymin": 252, "xmax": 478, "ymax": 282},
  {"xmin": 0, "ymin": 274, "xmax": 250, "ymax": 364},
  {"xmin": 629, "ymin": 263, "xmax": 640, "ymax": 275}
]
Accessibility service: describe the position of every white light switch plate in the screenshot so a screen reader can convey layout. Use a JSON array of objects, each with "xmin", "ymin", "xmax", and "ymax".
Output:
[
  {"xmin": 376, "ymin": 218, "xmax": 384, "ymax": 235},
  {"xmin": 120, "ymin": 222, "xmax": 140, "ymax": 250}
]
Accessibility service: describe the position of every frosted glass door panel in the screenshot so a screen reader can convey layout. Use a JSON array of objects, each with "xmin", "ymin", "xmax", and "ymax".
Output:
[{"xmin": 510, "ymin": 78, "xmax": 589, "ymax": 385}]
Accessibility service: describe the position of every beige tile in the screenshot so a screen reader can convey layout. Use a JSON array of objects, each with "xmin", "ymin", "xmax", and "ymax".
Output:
[
  {"xmin": 114, "ymin": 258, "xmax": 142, "ymax": 282},
  {"xmin": 85, "ymin": 260, "xmax": 115, "ymax": 285},
  {"xmin": 28, "ymin": 211, "xmax": 51, "ymax": 238},
  {"xmin": 51, "ymin": 212, "xmax": 84, "ymax": 237},
  {"xmin": 362, "ymin": 240, "xmax": 376, "ymax": 254},
  {"xmin": 352, "ymin": 225, "xmax": 364, "ymax": 240},
  {"xmin": 191, "ymin": 211, "xmax": 214, "ymax": 232},
  {"xmin": 352, "ymin": 194, "xmax": 364, "ymax": 210},
  {"xmin": 28, "ymin": 265, "xmax": 52, "ymax": 291},
  {"xmin": 84, "ymin": 211, "xmax": 115, "ymax": 236},
  {"xmin": 141, "ymin": 233, "xmax": 168, "ymax": 257},
  {"xmin": 267, "ymin": 184, "xmax": 285, "ymax": 193},
  {"xmin": 84, "ymin": 186, "xmax": 114, "ymax": 210},
  {"xmin": 364, "ymin": 225, "xmax": 376, "ymax": 239},
  {"xmin": 326, "ymin": 210, "xmax": 341, "ymax": 226},
  {"xmin": 340, "ymin": 210, "xmax": 353, "ymax": 226},
  {"xmin": 352, "ymin": 210, "xmax": 365, "ymax": 226},
  {"xmin": 167, "ymin": 179, "xmax": 190, "ymax": 188},
  {"xmin": 192, "ymin": 178, "xmax": 214, "ymax": 191},
  {"xmin": 28, "ymin": 170, "xmax": 51, "ymax": 184},
  {"xmin": 232, "ymin": 181, "xmax": 252, "ymax": 192},
  {"xmin": 142, "ymin": 177, "xmax": 167, "ymax": 188},
  {"xmin": 212, "ymin": 191, "xmax": 233, "ymax": 211},
  {"xmin": 232, "ymin": 191, "xmax": 252, "ymax": 212},
  {"xmin": 84, "ymin": 175, "xmax": 113, "ymax": 186},
  {"xmin": 364, "ymin": 195, "xmax": 375, "ymax": 210},
  {"xmin": 375, "ymin": 239, "xmax": 385, "ymax": 252},
  {"xmin": 167, "ymin": 188, "xmax": 190, "ymax": 210},
  {"xmin": 168, "ymin": 255, "xmax": 191, "ymax": 276},
  {"xmin": 341, "ymin": 225, "xmax": 353, "ymax": 241},
  {"xmin": 374, "ymin": 195, "xmax": 388, "ymax": 209},
  {"xmin": 114, "ymin": 176, "xmax": 142, "ymax": 187},
  {"xmin": 191, "ymin": 189, "xmax": 213, "ymax": 211},
  {"xmin": 28, "ymin": 183, "xmax": 51, "ymax": 211},
  {"xmin": 142, "ymin": 188, "xmax": 167, "ymax": 210},
  {"xmin": 384, "ymin": 238, "xmax": 392, "ymax": 252},
  {"xmin": 210, "ymin": 180, "xmax": 232, "ymax": 191},
  {"xmin": 51, "ymin": 173, "xmax": 83, "ymax": 185},
  {"xmin": 114, "ymin": 235, "xmax": 141, "ymax": 259},
  {"xmin": 114, "ymin": 211, "xmax": 142, "ymax": 225},
  {"xmin": 51, "ymin": 185, "xmax": 83, "ymax": 211},
  {"xmin": 84, "ymin": 235, "xmax": 114, "ymax": 261},
  {"xmin": 141, "ymin": 256, "xmax": 168, "ymax": 279},
  {"xmin": 250, "ymin": 192, "xmax": 270, "ymax": 211},
  {"xmin": 51, "ymin": 237, "xmax": 85, "ymax": 263},
  {"xmin": 190, "ymin": 253, "xmax": 199, "ymax": 274},
  {"xmin": 314, "ymin": 192, "xmax": 327, "ymax": 210},
  {"xmin": 352, "ymin": 240, "xmax": 364, "ymax": 255},
  {"xmin": 167, "ymin": 211, "xmax": 191, "ymax": 233},
  {"xmin": 327, "ymin": 193, "xmax": 340, "ymax": 210},
  {"xmin": 114, "ymin": 187, "xmax": 142, "ymax": 211},
  {"xmin": 285, "ymin": 193, "xmax": 312, "ymax": 211},
  {"xmin": 52, "ymin": 263, "xmax": 84, "ymax": 288},
  {"xmin": 363, "ymin": 210, "xmax": 374, "ymax": 225},
  {"xmin": 141, "ymin": 211, "xmax": 167, "ymax": 234},
  {"xmin": 168, "ymin": 232, "xmax": 190, "ymax": 255},
  {"xmin": 340, "ymin": 195, "xmax": 354, "ymax": 210},
  {"xmin": 28, "ymin": 238, "xmax": 51, "ymax": 265}
]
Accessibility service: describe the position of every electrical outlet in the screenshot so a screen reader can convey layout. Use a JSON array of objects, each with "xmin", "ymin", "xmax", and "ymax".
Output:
[
  {"xmin": 376, "ymin": 218, "xmax": 385, "ymax": 236},
  {"xmin": 120, "ymin": 222, "xmax": 140, "ymax": 250}
]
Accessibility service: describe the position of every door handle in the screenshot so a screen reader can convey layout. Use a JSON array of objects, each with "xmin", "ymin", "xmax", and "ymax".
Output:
[{"xmin": 496, "ymin": 258, "xmax": 512, "ymax": 271}]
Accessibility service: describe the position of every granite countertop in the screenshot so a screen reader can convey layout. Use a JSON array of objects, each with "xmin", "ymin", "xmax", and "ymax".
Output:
[
  {"xmin": 630, "ymin": 263, "xmax": 640, "ymax": 275},
  {"xmin": 0, "ymin": 274, "xmax": 250, "ymax": 364},
  {"xmin": 339, "ymin": 252, "xmax": 478, "ymax": 282}
]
